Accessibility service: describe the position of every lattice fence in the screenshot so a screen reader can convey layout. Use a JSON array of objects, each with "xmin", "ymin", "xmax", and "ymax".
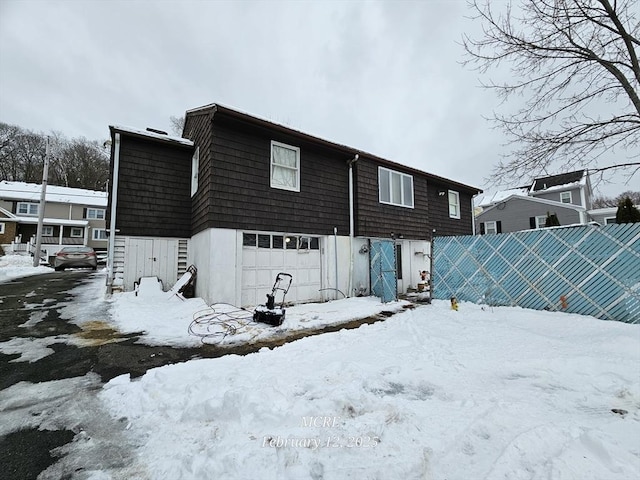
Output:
[{"xmin": 432, "ymin": 223, "xmax": 640, "ymax": 323}]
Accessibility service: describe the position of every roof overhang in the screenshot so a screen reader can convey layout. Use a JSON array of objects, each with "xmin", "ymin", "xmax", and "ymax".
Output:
[{"xmin": 110, "ymin": 125, "xmax": 195, "ymax": 149}]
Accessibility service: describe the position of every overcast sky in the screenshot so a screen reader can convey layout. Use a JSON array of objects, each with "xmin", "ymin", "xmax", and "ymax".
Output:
[{"xmin": 0, "ymin": 0, "xmax": 636, "ymax": 197}]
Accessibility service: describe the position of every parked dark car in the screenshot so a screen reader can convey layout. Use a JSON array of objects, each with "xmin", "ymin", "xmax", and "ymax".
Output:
[{"xmin": 54, "ymin": 246, "xmax": 98, "ymax": 271}]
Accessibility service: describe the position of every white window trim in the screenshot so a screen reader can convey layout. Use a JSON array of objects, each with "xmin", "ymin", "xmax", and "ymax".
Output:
[
  {"xmin": 378, "ymin": 167, "xmax": 414, "ymax": 208},
  {"xmin": 92, "ymin": 228, "xmax": 107, "ymax": 241},
  {"xmin": 484, "ymin": 221, "xmax": 497, "ymax": 235},
  {"xmin": 17, "ymin": 202, "xmax": 39, "ymax": 216},
  {"xmin": 560, "ymin": 191, "xmax": 572, "ymax": 204},
  {"xmin": 448, "ymin": 190, "xmax": 460, "ymax": 219},
  {"xmin": 604, "ymin": 217, "xmax": 617, "ymax": 225},
  {"xmin": 0, "ymin": 222, "xmax": 5, "ymax": 234},
  {"xmin": 42, "ymin": 226, "xmax": 54, "ymax": 236},
  {"xmin": 191, "ymin": 147, "xmax": 200, "ymax": 197},
  {"xmin": 86, "ymin": 208, "xmax": 105, "ymax": 220},
  {"xmin": 70, "ymin": 227, "xmax": 83, "ymax": 238},
  {"xmin": 535, "ymin": 215, "xmax": 547, "ymax": 228},
  {"xmin": 270, "ymin": 141, "xmax": 300, "ymax": 192}
]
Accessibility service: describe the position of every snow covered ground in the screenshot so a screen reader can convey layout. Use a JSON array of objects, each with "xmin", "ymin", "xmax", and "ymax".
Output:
[
  {"xmin": 99, "ymin": 301, "xmax": 640, "ymax": 480},
  {"xmin": 0, "ymin": 253, "xmax": 52, "ymax": 283},
  {"xmin": 108, "ymin": 278, "xmax": 411, "ymax": 347},
  {"xmin": 1, "ymin": 262, "xmax": 639, "ymax": 479}
]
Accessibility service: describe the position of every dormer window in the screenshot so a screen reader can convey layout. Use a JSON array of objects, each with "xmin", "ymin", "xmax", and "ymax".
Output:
[{"xmin": 560, "ymin": 191, "xmax": 572, "ymax": 204}]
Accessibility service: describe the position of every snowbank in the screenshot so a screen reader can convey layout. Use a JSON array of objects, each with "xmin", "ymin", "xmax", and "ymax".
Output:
[
  {"xmin": 0, "ymin": 254, "xmax": 53, "ymax": 283},
  {"xmin": 100, "ymin": 301, "xmax": 640, "ymax": 479}
]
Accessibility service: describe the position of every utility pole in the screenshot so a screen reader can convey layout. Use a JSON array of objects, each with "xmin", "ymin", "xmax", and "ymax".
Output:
[{"xmin": 33, "ymin": 137, "xmax": 50, "ymax": 267}]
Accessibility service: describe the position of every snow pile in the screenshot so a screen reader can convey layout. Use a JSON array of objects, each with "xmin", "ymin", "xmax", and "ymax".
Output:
[
  {"xmin": 100, "ymin": 302, "xmax": 640, "ymax": 479},
  {"xmin": 110, "ymin": 285, "xmax": 409, "ymax": 347},
  {"xmin": 0, "ymin": 253, "xmax": 53, "ymax": 283}
]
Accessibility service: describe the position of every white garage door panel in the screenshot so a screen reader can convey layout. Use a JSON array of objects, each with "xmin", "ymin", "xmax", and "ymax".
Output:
[{"xmin": 241, "ymin": 236, "xmax": 322, "ymax": 307}]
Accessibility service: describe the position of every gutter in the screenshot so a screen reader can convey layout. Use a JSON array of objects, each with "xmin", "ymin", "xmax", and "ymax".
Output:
[
  {"xmin": 348, "ymin": 154, "xmax": 359, "ymax": 297},
  {"xmin": 107, "ymin": 133, "xmax": 121, "ymax": 292}
]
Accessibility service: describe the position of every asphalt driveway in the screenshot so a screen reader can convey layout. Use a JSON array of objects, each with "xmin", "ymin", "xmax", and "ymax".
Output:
[{"xmin": 0, "ymin": 270, "xmax": 205, "ymax": 480}]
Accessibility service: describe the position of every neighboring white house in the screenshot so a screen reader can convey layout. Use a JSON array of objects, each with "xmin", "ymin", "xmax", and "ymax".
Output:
[{"xmin": 0, "ymin": 181, "xmax": 108, "ymax": 258}]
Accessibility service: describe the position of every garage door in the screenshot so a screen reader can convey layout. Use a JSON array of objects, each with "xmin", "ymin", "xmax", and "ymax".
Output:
[{"xmin": 241, "ymin": 232, "xmax": 322, "ymax": 307}]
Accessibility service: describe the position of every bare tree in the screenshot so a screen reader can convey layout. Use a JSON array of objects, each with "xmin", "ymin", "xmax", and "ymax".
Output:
[
  {"xmin": 169, "ymin": 115, "xmax": 185, "ymax": 136},
  {"xmin": 50, "ymin": 138, "xmax": 109, "ymax": 191},
  {"xmin": 463, "ymin": 0, "xmax": 640, "ymax": 187},
  {"xmin": 0, "ymin": 122, "xmax": 109, "ymax": 191},
  {"xmin": 593, "ymin": 189, "xmax": 640, "ymax": 207}
]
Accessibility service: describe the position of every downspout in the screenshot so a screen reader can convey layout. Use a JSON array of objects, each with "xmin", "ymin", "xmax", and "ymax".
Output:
[
  {"xmin": 334, "ymin": 227, "xmax": 338, "ymax": 301},
  {"xmin": 107, "ymin": 133, "xmax": 121, "ymax": 292},
  {"xmin": 471, "ymin": 193, "xmax": 479, "ymax": 235},
  {"xmin": 347, "ymin": 154, "xmax": 359, "ymax": 298}
]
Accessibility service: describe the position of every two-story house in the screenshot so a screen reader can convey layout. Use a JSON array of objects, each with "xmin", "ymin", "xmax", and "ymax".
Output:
[
  {"xmin": 475, "ymin": 170, "xmax": 593, "ymax": 234},
  {"xmin": 106, "ymin": 104, "xmax": 481, "ymax": 305},
  {"xmin": 0, "ymin": 181, "xmax": 108, "ymax": 258}
]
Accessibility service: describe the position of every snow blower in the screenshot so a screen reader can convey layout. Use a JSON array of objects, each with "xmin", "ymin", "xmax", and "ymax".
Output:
[{"xmin": 253, "ymin": 272, "xmax": 292, "ymax": 326}]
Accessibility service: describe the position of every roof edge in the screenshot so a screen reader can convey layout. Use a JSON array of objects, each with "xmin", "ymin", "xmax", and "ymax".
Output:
[{"xmin": 187, "ymin": 103, "xmax": 482, "ymax": 194}]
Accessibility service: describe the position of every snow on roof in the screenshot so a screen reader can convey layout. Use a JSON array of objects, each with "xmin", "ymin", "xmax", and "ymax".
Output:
[
  {"xmin": 12, "ymin": 216, "xmax": 89, "ymax": 226},
  {"xmin": 110, "ymin": 125, "xmax": 194, "ymax": 147},
  {"xmin": 474, "ymin": 187, "xmax": 529, "ymax": 208},
  {"xmin": 0, "ymin": 181, "xmax": 107, "ymax": 206}
]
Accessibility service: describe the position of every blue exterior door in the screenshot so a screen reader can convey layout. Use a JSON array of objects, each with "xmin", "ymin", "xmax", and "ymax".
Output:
[{"xmin": 370, "ymin": 239, "xmax": 397, "ymax": 302}]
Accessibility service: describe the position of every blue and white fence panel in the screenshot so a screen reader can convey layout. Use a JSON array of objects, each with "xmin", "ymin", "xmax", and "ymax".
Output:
[{"xmin": 432, "ymin": 223, "xmax": 640, "ymax": 323}]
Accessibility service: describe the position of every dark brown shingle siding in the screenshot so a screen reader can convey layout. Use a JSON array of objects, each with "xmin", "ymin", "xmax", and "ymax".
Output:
[
  {"xmin": 188, "ymin": 114, "xmax": 351, "ymax": 235},
  {"xmin": 111, "ymin": 135, "xmax": 193, "ymax": 237}
]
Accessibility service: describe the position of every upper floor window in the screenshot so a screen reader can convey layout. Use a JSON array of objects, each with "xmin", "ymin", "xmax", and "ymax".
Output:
[
  {"xmin": 86, "ymin": 208, "xmax": 105, "ymax": 220},
  {"xmin": 17, "ymin": 202, "xmax": 39, "ymax": 216},
  {"xmin": 535, "ymin": 215, "xmax": 547, "ymax": 228},
  {"xmin": 560, "ymin": 191, "xmax": 572, "ymax": 204},
  {"xmin": 448, "ymin": 190, "xmax": 460, "ymax": 219},
  {"xmin": 378, "ymin": 167, "xmax": 414, "ymax": 208},
  {"xmin": 271, "ymin": 141, "xmax": 300, "ymax": 192},
  {"xmin": 191, "ymin": 147, "xmax": 200, "ymax": 196}
]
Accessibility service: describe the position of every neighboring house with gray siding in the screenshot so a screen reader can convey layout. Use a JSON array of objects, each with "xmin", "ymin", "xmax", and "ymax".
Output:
[
  {"xmin": 477, "ymin": 195, "xmax": 587, "ymax": 234},
  {"xmin": 475, "ymin": 170, "xmax": 594, "ymax": 235}
]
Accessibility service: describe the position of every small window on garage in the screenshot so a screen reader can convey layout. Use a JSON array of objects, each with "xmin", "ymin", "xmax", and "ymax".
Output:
[
  {"xmin": 285, "ymin": 236, "xmax": 297, "ymax": 249},
  {"xmin": 298, "ymin": 237, "xmax": 310, "ymax": 250},
  {"xmin": 243, "ymin": 233, "xmax": 257, "ymax": 247},
  {"xmin": 272, "ymin": 235, "xmax": 284, "ymax": 249},
  {"xmin": 258, "ymin": 234, "xmax": 271, "ymax": 248}
]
